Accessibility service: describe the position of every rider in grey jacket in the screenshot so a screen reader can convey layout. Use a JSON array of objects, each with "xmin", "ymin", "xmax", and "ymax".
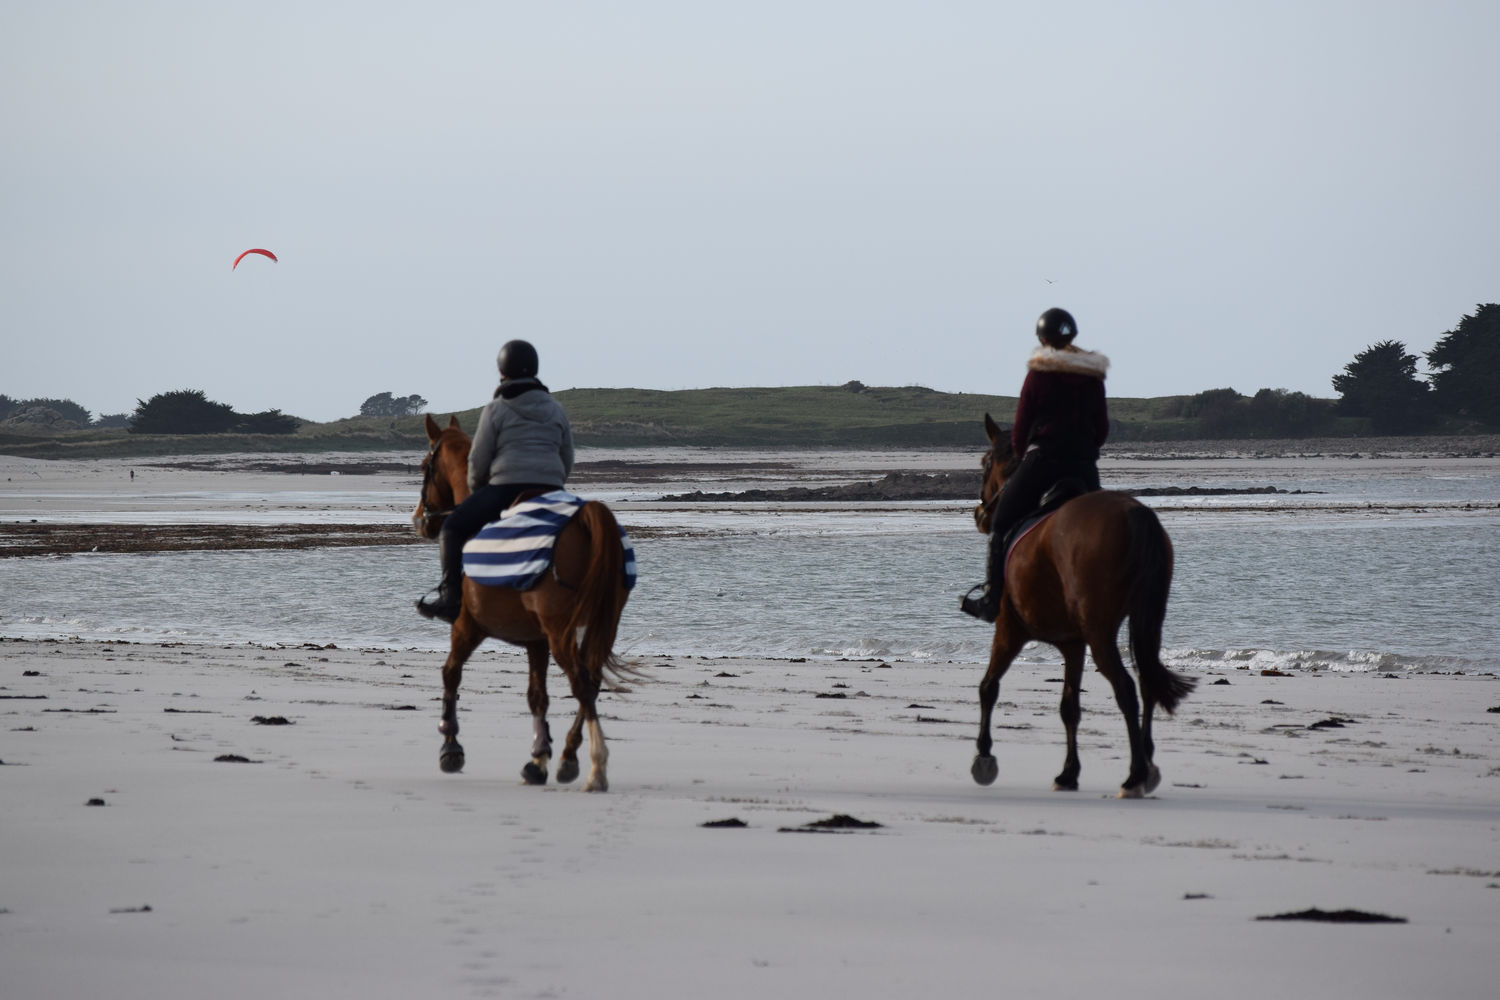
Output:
[{"xmin": 415, "ymin": 340, "xmax": 574, "ymax": 623}]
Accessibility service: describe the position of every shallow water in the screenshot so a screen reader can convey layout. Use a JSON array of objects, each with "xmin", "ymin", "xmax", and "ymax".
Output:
[{"xmin": 5, "ymin": 501, "xmax": 1496, "ymax": 675}]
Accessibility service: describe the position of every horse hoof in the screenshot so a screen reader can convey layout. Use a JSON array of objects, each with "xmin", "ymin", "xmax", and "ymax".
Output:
[
  {"xmin": 1052, "ymin": 779, "xmax": 1078, "ymax": 792},
  {"xmin": 556, "ymin": 759, "xmax": 580, "ymax": 784},
  {"xmin": 1117, "ymin": 784, "xmax": 1145, "ymax": 799},
  {"xmin": 520, "ymin": 761, "xmax": 548, "ymax": 785},
  {"xmin": 439, "ymin": 742, "xmax": 465, "ymax": 774},
  {"xmin": 971, "ymin": 754, "xmax": 999, "ymax": 786},
  {"xmin": 585, "ymin": 773, "xmax": 608, "ymax": 793},
  {"xmin": 1143, "ymin": 764, "xmax": 1162, "ymax": 795}
]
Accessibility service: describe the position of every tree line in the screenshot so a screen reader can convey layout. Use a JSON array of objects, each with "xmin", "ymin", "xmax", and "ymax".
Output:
[{"xmin": 0, "ymin": 389, "xmax": 431, "ymax": 435}]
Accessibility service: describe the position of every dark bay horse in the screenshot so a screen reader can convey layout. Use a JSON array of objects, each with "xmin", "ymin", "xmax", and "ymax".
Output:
[
  {"xmin": 970, "ymin": 413, "xmax": 1194, "ymax": 797},
  {"xmin": 412, "ymin": 414, "xmax": 632, "ymax": 791}
]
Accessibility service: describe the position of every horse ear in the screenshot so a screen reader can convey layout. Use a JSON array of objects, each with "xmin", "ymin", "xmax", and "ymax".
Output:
[
  {"xmin": 983, "ymin": 412, "xmax": 1001, "ymax": 444},
  {"xmin": 425, "ymin": 413, "xmax": 442, "ymax": 442},
  {"xmin": 447, "ymin": 415, "xmax": 461, "ymax": 431}
]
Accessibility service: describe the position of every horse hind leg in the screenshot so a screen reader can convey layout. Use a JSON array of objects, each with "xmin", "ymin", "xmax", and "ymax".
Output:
[
  {"xmin": 1088, "ymin": 633, "xmax": 1154, "ymax": 798},
  {"xmin": 555, "ymin": 711, "xmax": 585, "ymax": 785},
  {"xmin": 521, "ymin": 641, "xmax": 553, "ymax": 785},
  {"xmin": 1052, "ymin": 642, "xmax": 1086, "ymax": 791},
  {"xmin": 550, "ymin": 629, "xmax": 608, "ymax": 791},
  {"xmin": 561, "ymin": 693, "xmax": 608, "ymax": 792},
  {"xmin": 1138, "ymin": 689, "xmax": 1162, "ymax": 795},
  {"xmin": 584, "ymin": 714, "xmax": 609, "ymax": 793}
]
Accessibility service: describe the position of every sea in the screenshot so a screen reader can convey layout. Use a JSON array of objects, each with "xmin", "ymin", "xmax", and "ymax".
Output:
[{"xmin": 3, "ymin": 448, "xmax": 1498, "ymax": 676}]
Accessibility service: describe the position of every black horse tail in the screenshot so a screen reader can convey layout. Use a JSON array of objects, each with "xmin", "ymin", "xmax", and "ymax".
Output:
[
  {"xmin": 1123, "ymin": 502, "xmax": 1195, "ymax": 714},
  {"xmin": 564, "ymin": 501, "xmax": 633, "ymax": 687}
]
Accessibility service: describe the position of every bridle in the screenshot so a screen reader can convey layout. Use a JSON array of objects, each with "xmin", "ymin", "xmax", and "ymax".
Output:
[
  {"xmin": 417, "ymin": 438, "xmax": 457, "ymax": 531},
  {"xmin": 974, "ymin": 447, "xmax": 1014, "ymax": 530}
]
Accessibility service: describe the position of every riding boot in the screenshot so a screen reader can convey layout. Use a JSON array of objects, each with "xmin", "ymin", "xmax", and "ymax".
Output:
[
  {"xmin": 415, "ymin": 531, "xmax": 464, "ymax": 623},
  {"xmin": 959, "ymin": 525, "xmax": 1007, "ymax": 623}
]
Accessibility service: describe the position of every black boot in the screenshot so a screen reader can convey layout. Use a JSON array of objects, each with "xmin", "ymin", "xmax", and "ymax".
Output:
[
  {"xmin": 959, "ymin": 584, "xmax": 1001, "ymax": 623},
  {"xmin": 960, "ymin": 523, "xmax": 1007, "ymax": 623},
  {"xmin": 415, "ymin": 532, "xmax": 463, "ymax": 623}
]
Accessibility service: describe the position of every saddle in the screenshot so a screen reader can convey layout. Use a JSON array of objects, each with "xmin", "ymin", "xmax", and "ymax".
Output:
[
  {"xmin": 462, "ymin": 490, "xmax": 637, "ymax": 592},
  {"xmin": 1000, "ymin": 477, "xmax": 1092, "ymax": 565},
  {"xmin": 506, "ymin": 487, "xmax": 554, "ymax": 510}
]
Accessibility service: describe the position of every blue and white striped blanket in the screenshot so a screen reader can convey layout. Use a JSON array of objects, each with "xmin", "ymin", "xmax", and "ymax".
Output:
[{"xmin": 462, "ymin": 490, "xmax": 636, "ymax": 591}]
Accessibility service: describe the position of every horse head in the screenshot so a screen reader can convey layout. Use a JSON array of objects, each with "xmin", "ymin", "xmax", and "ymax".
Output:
[
  {"xmin": 975, "ymin": 412, "xmax": 1018, "ymax": 534},
  {"xmin": 412, "ymin": 414, "xmax": 471, "ymax": 540}
]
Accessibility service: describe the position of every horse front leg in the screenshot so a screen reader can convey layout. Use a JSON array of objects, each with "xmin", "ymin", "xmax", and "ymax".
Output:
[
  {"xmin": 521, "ymin": 641, "xmax": 553, "ymax": 785},
  {"xmin": 1053, "ymin": 641, "xmax": 1086, "ymax": 791},
  {"xmin": 438, "ymin": 616, "xmax": 485, "ymax": 773},
  {"xmin": 973, "ymin": 616, "xmax": 1026, "ymax": 786},
  {"xmin": 1088, "ymin": 636, "xmax": 1154, "ymax": 798}
]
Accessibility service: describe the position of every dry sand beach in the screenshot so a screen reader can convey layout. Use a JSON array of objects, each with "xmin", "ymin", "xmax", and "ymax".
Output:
[
  {"xmin": 3, "ymin": 443, "xmax": 1499, "ymax": 998},
  {"xmin": 3, "ymin": 639, "xmax": 1498, "ymax": 999}
]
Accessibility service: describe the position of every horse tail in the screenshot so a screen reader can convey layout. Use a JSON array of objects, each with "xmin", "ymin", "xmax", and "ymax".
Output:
[
  {"xmin": 1123, "ymin": 502, "xmax": 1195, "ymax": 714},
  {"xmin": 562, "ymin": 501, "xmax": 631, "ymax": 685}
]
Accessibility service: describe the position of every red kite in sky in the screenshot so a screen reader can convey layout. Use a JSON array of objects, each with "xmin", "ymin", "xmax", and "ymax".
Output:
[{"xmin": 232, "ymin": 248, "xmax": 278, "ymax": 270}]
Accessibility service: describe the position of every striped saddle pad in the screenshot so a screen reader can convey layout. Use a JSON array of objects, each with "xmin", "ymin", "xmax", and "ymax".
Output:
[{"xmin": 462, "ymin": 490, "xmax": 636, "ymax": 591}]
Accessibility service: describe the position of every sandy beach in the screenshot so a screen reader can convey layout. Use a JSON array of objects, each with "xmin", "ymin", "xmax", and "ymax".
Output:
[{"xmin": 3, "ymin": 637, "xmax": 1498, "ymax": 999}]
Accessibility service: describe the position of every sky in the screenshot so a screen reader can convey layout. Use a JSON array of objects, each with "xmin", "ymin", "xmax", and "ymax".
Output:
[{"xmin": 3, "ymin": 1, "xmax": 1497, "ymax": 424}]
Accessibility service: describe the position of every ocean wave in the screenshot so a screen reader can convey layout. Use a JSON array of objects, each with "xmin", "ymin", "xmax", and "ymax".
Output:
[{"xmin": 1169, "ymin": 647, "xmax": 1497, "ymax": 675}]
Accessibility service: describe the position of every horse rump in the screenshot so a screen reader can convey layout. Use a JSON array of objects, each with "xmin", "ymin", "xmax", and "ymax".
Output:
[{"xmin": 560, "ymin": 501, "xmax": 633, "ymax": 686}]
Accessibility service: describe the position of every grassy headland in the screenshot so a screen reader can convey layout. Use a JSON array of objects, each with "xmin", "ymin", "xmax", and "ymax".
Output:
[{"xmin": 0, "ymin": 383, "xmax": 1443, "ymax": 459}]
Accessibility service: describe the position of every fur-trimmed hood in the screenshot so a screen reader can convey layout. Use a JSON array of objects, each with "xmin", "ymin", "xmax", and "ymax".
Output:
[{"xmin": 1027, "ymin": 345, "xmax": 1109, "ymax": 379}]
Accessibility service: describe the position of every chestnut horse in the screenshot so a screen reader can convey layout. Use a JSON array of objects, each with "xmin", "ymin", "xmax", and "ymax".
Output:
[
  {"xmin": 970, "ymin": 413, "xmax": 1194, "ymax": 797},
  {"xmin": 412, "ymin": 414, "xmax": 632, "ymax": 791}
]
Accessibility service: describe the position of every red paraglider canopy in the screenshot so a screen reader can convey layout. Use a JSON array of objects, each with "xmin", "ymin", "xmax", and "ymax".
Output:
[{"xmin": 232, "ymin": 248, "xmax": 278, "ymax": 270}]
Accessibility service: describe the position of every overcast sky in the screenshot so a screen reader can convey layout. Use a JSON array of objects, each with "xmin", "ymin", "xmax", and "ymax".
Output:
[{"xmin": 4, "ymin": 1, "xmax": 1497, "ymax": 423}]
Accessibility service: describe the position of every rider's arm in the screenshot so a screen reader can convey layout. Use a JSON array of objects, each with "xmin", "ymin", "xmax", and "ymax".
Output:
[
  {"xmin": 468, "ymin": 401, "xmax": 502, "ymax": 491},
  {"xmin": 1011, "ymin": 371, "xmax": 1041, "ymax": 455}
]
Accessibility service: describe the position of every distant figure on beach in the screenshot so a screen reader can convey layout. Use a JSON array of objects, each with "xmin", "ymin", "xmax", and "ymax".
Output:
[
  {"xmin": 415, "ymin": 339, "xmax": 574, "ymax": 623},
  {"xmin": 960, "ymin": 307, "xmax": 1109, "ymax": 622}
]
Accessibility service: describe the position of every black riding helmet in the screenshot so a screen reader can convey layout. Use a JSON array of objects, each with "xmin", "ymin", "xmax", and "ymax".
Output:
[
  {"xmin": 1036, "ymin": 308, "xmax": 1078, "ymax": 348},
  {"xmin": 496, "ymin": 339, "xmax": 540, "ymax": 379}
]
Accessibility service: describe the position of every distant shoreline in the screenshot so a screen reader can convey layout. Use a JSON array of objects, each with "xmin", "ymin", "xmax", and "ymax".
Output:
[
  {"xmin": 1099, "ymin": 433, "xmax": 1500, "ymax": 460},
  {"xmin": 1, "ymin": 432, "xmax": 1497, "ymax": 465}
]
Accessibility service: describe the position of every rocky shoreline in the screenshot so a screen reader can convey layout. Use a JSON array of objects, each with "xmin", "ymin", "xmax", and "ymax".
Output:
[{"xmin": 0, "ymin": 522, "xmax": 422, "ymax": 559}]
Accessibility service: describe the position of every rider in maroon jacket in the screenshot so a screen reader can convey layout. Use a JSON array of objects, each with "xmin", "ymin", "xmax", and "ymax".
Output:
[{"xmin": 961, "ymin": 308, "xmax": 1110, "ymax": 622}]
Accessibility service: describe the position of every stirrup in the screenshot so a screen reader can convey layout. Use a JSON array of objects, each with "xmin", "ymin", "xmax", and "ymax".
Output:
[{"xmin": 959, "ymin": 584, "xmax": 1000, "ymax": 623}]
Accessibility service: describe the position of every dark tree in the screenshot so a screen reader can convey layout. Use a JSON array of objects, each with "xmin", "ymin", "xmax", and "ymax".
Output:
[
  {"xmin": 1181, "ymin": 387, "xmax": 1247, "ymax": 436},
  {"xmin": 129, "ymin": 390, "xmax": 238, "ymax": 435},
  {"xmin": 0, "ymin": 394, "xmax": 18, "ymax": 420},
  {"xmin": 94, "ymin": 413, "xmax": 131, "ymax": 429},
  {"xmin": 1248, "ymin": 388, "xmax": 1331, "ymax": 436},
  {"xmin": 1331, "ymin": 340, "xmax": 1431, "ymax": 434},
  {"xmin": 359, "ymin": 392, "xmax": 429, "ymax": 418},
  {"xmin": 1426, "ymin": 303, "xmax": 1500, "ymax": 426},
  {"xmin": 14, "ymin": 397, "xmax": 93, "ymax": 427},
  {"xmin": 236, "ymin": 409, "xmax": 301, "ymax": 435}
]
